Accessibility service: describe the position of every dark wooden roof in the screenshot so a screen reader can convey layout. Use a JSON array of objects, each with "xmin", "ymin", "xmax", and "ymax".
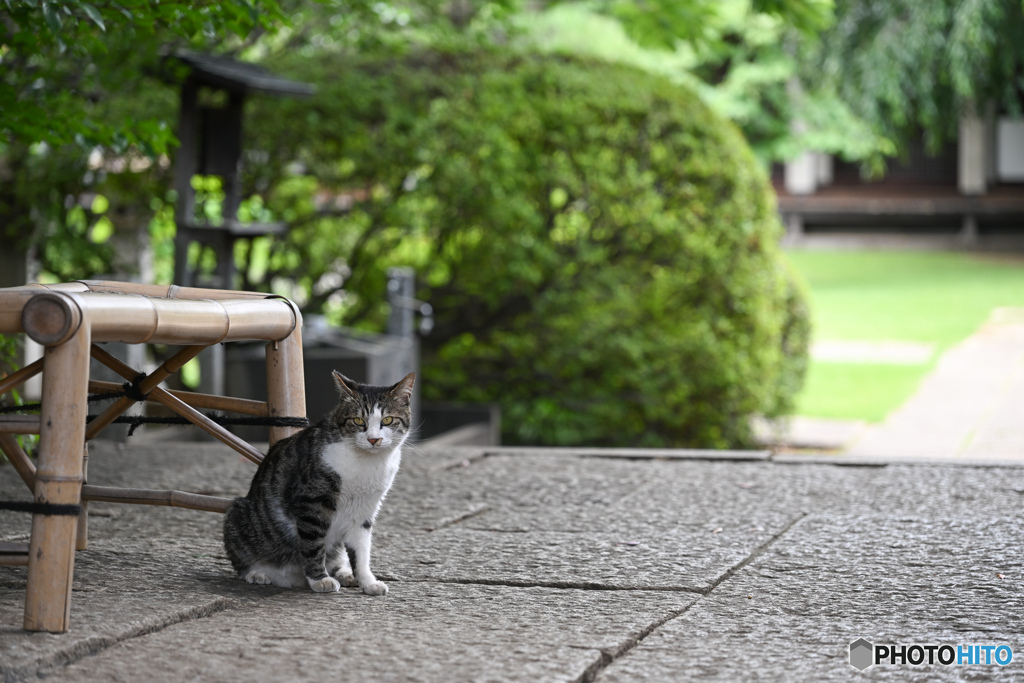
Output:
[{"xmin": 165, "ymin": 49, "xmax": 315, "ymax": 97}]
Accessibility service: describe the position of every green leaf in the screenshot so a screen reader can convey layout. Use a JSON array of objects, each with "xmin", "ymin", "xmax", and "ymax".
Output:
[
  {"xmin": 80, "ymin": 3, "xmax": 106, "ymax": 31},
  {"xmin": 549, "ymin": 187, "xmax": 569, "ymax": 209},
  {"xmin": 91, "ymin": 194, "xmax": 109, "ymax": 214},
  {"xmin": 89, "ymin": 216, "xmax": 114, "ymax": 243},
  {"xmin": 42, "ymin": 2, "xmax": 63, "ymax": 33}
]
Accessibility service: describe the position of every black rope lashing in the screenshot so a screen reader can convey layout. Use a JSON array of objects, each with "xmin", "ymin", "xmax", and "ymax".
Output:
[
  {"xmin": 105, "ymin": 414, "xmax": 310, "ymax": 437},
  {"xmin": 0, "ymin": 390, "xmax": 126, "ymax": 414},
  {"xmin": 0, "ymin": 501, "xmax": 82, "ymax": 516},
  {"xmin": 2, "ymin": 387, "xmax": 309, "ymax": 436},
  {"xmin": 121, "ymin": 373, "xmax": 149, "ymax": 403}
]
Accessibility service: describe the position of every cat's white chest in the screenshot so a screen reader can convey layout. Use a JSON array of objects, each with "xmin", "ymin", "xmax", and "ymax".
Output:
[{"xmin": 320, "ymin": 441, "xmax": 401, "ymax": 536}]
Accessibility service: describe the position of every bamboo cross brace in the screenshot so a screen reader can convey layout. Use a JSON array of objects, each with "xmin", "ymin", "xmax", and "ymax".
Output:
[
  {"xmin": 81, "ymin": 485, "xmax": 232, "ymax": 513},
  {"xmin": 88, "ymin": 344, "xmax": 265, "ymax": 463},
  {"xmin": 147, "ymin": 387, "xmax": 265, "ymax": 465},
  {"xmin": 0, "ymin": 358, "xmax": 44, "ymax": 397},
  {"xmin": 85, "ymin": 344, "xmax": 206, "ymax": 440},
  {"xmin": 1, "ymin": 543, "xmax": 30, "ymax": 567},
  {"xmin": 0, "ymin": 415, "xmax": 41, "ymax": 434},
  {"xmin": 0, "ymin": 433, "xmax": 36, "ymax": 490},
  {"xmin": 87, "ymin": 380, "xmax": 270, "ymax": 416}
]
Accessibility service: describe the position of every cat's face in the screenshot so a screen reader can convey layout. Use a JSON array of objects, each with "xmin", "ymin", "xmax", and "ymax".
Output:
[{"xmin": 332, "ymin": 371, "xmax": 415, "ymax": 453}]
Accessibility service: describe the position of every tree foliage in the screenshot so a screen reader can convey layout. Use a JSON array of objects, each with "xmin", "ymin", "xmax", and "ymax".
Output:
[
  {"xmin": 0, "ymin": 0, "xmax": 293, "ymax": 285},
  {"xmin": 1, "ymin": 0, "xmax": 285, "ymax": 151},
  {"xmin": 526, "ymin": 0, "xmax": 1024, "ymax": 173},
  {"xmin": 519, "ymin": 1, "xmax": 894, "ymax": 168},
  {"xmin": 245, "ymin": 51, "xmax": 809, "ymax": 447},
  {"xmin": 802, "ymin": 0, "xmax": 1024, "ymax": 161},
  {"xmin": 588, "ymin": 0, "xmax": 833, "ymax": 50}
]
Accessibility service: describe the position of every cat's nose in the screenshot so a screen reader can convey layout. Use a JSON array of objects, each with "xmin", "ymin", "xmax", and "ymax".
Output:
[{"xmin": 368, "ymin": 437, "xmax": 382, "ymax": 447}]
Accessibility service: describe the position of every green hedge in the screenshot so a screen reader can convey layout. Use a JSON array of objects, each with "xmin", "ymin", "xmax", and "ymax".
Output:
[{"xmin": 251, "ymin": 50, "xmax": 809, "ymax": 448}]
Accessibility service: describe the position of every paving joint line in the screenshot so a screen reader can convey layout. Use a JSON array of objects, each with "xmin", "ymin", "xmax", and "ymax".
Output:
[
  {"xmin": 573, "ymin": 511, "xmax": 808, "ymax": 683},
  {"xmin": 6, "ymin": 598, "xmax": 234, "ymax": 682},
  {"xmin": 699, "ymin": 511, "xmax": 807, "ymax": 595},
  {"xmin": 391, "ymin": 577, "xmax": 708, "ymax": 593},
  {"xmin": 422, "ymin": 504, "xmax": 491, "ymax": 532},
  {"xmin": 573, "ymin": 603, "xmax": 698, "ymax": 683}
]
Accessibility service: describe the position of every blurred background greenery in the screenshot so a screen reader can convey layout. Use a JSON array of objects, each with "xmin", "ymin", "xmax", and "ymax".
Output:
[
  {"xmin": 790, "ymin": 251, "xmax": 1024, "ymax": 422},
  {"xmin": 2, "ymin": 0, "xmax": 1023, "ymax": 447}
]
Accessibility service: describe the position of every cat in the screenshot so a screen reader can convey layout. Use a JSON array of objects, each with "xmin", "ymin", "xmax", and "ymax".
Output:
[{"xmin": 223, "ymin": 371, "xmax": 415, "ymax": 596}]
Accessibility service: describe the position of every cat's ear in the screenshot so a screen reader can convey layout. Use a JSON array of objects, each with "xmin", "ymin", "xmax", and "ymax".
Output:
[
  {"xmin": 332, "ymin": 370, "xmax": 360, "ymax": 398},
  {"xmin": 388, "ymin": 372, "xmax": 415, "ymax": 405}
]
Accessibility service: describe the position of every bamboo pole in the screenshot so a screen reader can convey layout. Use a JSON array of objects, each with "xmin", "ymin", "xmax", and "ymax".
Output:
[
  {"xmin": 266, "ymin": 303, "xmax": 306, "ymax": 447},
  {"xmin": 81, "ymin": 485, "xmax": 232, "ymax": 513},
  {"xmin": 0, "ymin": 433, "xmax": 37, "ymax": 490},
  {"xmin": 90, "ymin": 343, "xmax": 149, "ymax": 383},
  {"xmin": 87, "ymin": 380, "xmax": 269, "ymax": 416},
  {"xmin": 0, "ymin": 358, "xmax": 44, "ymax": 397},
  {"xmin": 0, "ymin": 415, "xmax": 41, "ymax": 434},
  {"xmin": 25, "ymin": 322, "xmax": 90, "ymax": 633},
  {"xmin": 20, "ymin": 291, "xmax": 296, "ymax": 347},
  {"xmin": 19, "ymin": 292, "xmax": 83, "ymax": 347},
  {"xmin": 84, "ymin": 398, "xmax": 137, "ymax": 441},
  {"xmin": 76, "ymin": 444, "xmax": 89, "ymax": 550},
  {"xmin": 0, "ymin": 289, "xmax": 37, "ymax": 333},
  {"xmin": 79, "ymin": 280, "xmax": 275, "ymax": 301},
  {"xmin": 148, "ymin": 387, "xmax": 264, "ymax": 465},
  {"xmin": 0, "ymin": 543, "xmax": 30, "ymax": 567},
  {"xmin": 220, "ymin": 298, "xmax": 297, "ymax": 341},
  {"xmin": 32, "ymin": 282, "xmax": 90, "ymax": 293}
]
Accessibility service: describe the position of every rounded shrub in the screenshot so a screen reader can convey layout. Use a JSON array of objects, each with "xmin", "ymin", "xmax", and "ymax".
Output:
[{"xmin": 251, "ymin": 50, "xmax": 810, "ymax": 449}]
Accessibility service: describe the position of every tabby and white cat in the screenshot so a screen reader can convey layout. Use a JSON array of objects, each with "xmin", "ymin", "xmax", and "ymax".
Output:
[{"xmin": 223, "ymin": 371, "xmax": 415, "ymax": 596}]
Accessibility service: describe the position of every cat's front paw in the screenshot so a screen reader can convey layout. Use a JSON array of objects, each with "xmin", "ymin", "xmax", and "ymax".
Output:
[
  {"xmin": 360, "ymin": 580, "xmax": 388, "ymax": 596},
  {"xmin": 245, "ymin": 569, "xmax": 272, "ymax": 585},
  {"xmin": 308, "ymin": 576, "xmax": 341, "ymax": 593},
  {"xmin": 332, "ymin": 569, "xmax": 358, "ymax": 587}
]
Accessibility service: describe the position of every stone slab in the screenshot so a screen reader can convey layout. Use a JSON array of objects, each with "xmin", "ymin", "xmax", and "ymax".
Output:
[
  {"xmin": 376, "ymin": 524, "xmax": 797, "ymax": 593},
  {"xmin": 5, "ymin": 442, "xmax": 1024, "ymax": 681},
  {"xmin": 598, "ymin": 515, "xmax": 1024, "ymax": 681},
  {"xmin": 51, "ymin": 584, "xmax": 698, "ymax": 683}
]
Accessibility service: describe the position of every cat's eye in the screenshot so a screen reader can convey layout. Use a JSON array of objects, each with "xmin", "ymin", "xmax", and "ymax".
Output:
[
  {"xmin": 381, "ymin": 416, "xmax": 394, "ymax": 426},
  {"xmin": 352, "ymin": 417, "xmax": 366, "ymax": 427}
]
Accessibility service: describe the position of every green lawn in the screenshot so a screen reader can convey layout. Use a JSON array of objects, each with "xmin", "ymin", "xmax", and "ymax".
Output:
[{"xmin": 786, "ymin": 250, "xmax": 1024, "ymax": 422}]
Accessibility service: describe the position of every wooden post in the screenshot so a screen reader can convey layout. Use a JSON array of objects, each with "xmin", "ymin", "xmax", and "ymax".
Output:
[
  {"xmin": 76, "ymin": 443, "xmax": 89, "ymax": 550},
  {"xmin": 266, "ymin": 312, "xmax": 305, "ymax": 447},
  {"xmin": 24, "ymin": 323, "xmax": 90, "ymax": 633}
]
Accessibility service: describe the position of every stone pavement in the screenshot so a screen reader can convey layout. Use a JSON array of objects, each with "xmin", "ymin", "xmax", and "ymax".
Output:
[
  {"xmin": 3, "ymin": 439, "xmax": 1024, "ymax": 681},
  {"xmin": 760, "ymin": 308, "xmax": 1024, "ymax": 461},
  {"xmin": 846, "ymin": 308, "xmax": 1024, "ymax": 460}
]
